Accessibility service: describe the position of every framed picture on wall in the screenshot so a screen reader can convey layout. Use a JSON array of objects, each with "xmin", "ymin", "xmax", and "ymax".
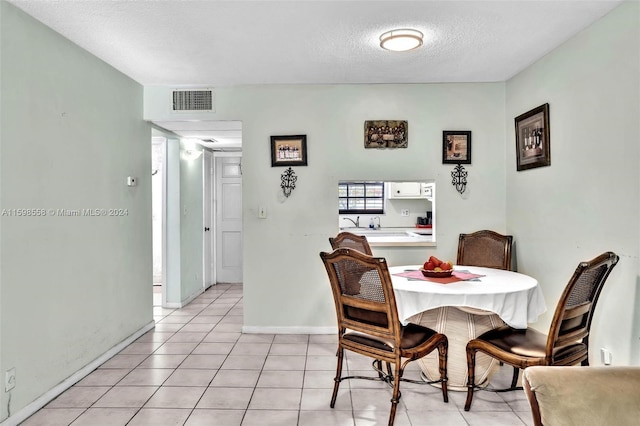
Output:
[
  {"xmin": 364, "ymin": 120, "xmax": 408, "ymax": 148},
  {"xmin": 515, "ymin": 103, "xmax": 550, "ymax": 171},
  {"xmin": 442, "ymin": 131, "xmax": 471, "ymax": 164},
  {"xmin": 270, "ymin": 135, "xmax": 308, "ymax": 167}
]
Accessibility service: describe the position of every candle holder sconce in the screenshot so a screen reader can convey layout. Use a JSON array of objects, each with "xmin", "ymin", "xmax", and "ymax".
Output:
[
  {"xmin": 280, "ymin": 167, "xmax": 297, "ymax": 197},
  {"xmin": 451, "ymin": 164, "xmax": 468, "ymax": 194}
]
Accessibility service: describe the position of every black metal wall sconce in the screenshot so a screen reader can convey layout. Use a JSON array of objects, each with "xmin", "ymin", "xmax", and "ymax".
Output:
[
  {"xmin": 280, "ymin": 167, "xmax": 297, "ymax": 197},
  {"xmin": 451, "ymin": 164, "xmax": 468, "ymax": 194}
]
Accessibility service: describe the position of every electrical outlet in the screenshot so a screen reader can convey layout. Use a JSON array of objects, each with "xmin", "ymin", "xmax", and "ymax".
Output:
[
  {"xmin": 401, "ymin": 209, "xmax": 410, "ymax": 217},
  {"xmin": 5, "ymin": 368, "xmax": 16, "ymax": 392},
  {"xmin": 600, "ymin": 348, "xmax": 612, "ymax": 365}
]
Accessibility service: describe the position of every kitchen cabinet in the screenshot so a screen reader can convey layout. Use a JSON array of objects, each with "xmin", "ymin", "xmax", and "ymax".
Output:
[{"xmin": 388, "ymin": 182, "xmax": 433, "ymax": 199}]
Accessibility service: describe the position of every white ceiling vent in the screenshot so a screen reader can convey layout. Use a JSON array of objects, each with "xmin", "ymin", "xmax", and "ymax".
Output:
[{"xmin": 172, "ymin": 89, "xmax": 214, "ymax": 112}]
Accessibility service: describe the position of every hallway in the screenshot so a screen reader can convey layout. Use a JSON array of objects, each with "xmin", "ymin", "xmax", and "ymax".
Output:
[{"xmin": 22, "ymin": 284, "xmax": 532, "ymax": 425}]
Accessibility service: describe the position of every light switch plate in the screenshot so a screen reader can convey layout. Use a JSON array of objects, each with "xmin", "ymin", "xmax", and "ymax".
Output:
[{"xmin": 258, "ymin": 206, "xmax": 267, "ymax": 219}]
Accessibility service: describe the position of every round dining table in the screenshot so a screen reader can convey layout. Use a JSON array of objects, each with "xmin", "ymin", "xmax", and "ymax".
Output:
[{"xmin": 389, "ymin": 265, "xmax": 547, "ymax": 391}]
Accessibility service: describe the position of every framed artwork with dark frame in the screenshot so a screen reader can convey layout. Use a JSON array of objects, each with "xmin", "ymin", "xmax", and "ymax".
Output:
[
  {"xmin": 442, "ymin": 131, "xmax": 471, "ymax": 164},
  {"xmin": 515, "ymin": 103, "xmax": 550, "ymax": 171},
  {"xmin": 270, "ymin": 135, "xmax": 308, "ymax": 167},
  {"xmin": 364, "ymin": 120, "xmax": 408, "ymax": 148}
]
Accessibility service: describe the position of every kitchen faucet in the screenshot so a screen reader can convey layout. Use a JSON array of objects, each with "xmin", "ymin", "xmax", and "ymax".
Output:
[
  {"xmin": 374, "ymin": 216, "xmax": 381, "ymax": 228},
  {"xmin": 343, "ymin": 216, "xmax": 360, "ymax": 228}
]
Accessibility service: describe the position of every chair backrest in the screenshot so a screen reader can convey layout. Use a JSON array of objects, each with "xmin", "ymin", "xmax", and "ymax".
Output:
[
  {"xmin": 457, "ymin": 230, "xmax": 513, "ymax": 270},
  {"xmin": 329, "ymin": 231, "xmax": 373, "ymax": 255},
  {"xmin": 545, "ymin": 251, "xmax": 619, "ymax": 361},
  {"xmin": 320, "ymin": 248, "xmax": 401, "ymax": 344}
]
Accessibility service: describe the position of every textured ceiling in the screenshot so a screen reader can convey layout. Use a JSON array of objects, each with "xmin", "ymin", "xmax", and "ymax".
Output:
[
  {"xmin": 8, "ymin": 0, "xmax": 623, "ymax": 147},
  {"xmin": 9, "ymin": 0, "xmax": 622, "ymax": 85}
]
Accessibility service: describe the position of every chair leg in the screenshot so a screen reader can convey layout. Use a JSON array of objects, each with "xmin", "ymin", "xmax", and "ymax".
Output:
[
  {"xmin": 438, "ymin": 342, "xmax": 449, "ymax": 403},
  {"xmin": 386, "ymin": 362, "xmax": 393, "ymax": 381},
  {"xmin": 464, "ymin": 348, "xmax": 476, "ymax": 411},
  {"xmin": 388, "ymin": 362, "xmax": 402, "ymax": 426},
  {"xmin": 330, "ymin": 347, "xmax": 344, "ymax": 408},
  {"xmin": 510, "ymin": 366, "xmax": 520, "ymax": 389},
  {"xmin": 375, "ymin": 359, "xmax": 384, "ymax": 379}
]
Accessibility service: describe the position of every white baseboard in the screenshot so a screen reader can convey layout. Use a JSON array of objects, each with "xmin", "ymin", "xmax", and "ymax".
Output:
[
  {"xmin": 164, "ymin": 288, "xmax": 204, "ymax": 309},
  {"xmin": 1, "ymin": 321, "xmax": 155, "ymax": 426},
  {"xmin": 242, "ymin": 325, "xmax": 336, "ymax": 334}
]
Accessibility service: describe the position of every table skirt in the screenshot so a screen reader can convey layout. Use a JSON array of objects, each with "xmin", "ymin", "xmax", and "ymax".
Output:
[{"xmin": 409, "ymin": 306, "xmax": 505, "ymax": 391}]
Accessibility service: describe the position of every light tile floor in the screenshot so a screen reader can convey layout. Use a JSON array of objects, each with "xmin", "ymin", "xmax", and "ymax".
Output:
[{"xmin": 22, "ymin": 283, "xmax": 534, "ymax": 425}]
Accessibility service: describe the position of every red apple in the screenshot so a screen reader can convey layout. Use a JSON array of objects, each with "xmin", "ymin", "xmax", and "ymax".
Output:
[
  {"xmin": 428, "ymin": 256, "xmax": 442, "ymax": 267},
  {"xmin": 423, "ymin": 261, "xmax": 435, "ymax": 270}
]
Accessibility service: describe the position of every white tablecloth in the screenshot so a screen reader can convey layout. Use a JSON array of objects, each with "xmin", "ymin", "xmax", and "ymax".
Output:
[
  {"xmin": 390, "ymin": 265, "xmax": 547, "ymax": 329},
  {"xmin": 388, "ymin": 265, "xmax": 547, "ymax": 390}
]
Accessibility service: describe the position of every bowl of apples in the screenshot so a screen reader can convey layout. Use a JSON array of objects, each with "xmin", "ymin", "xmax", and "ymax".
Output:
[{"xmin": 420, "ymin": 256, "xmax": 454, "ymax": 278}]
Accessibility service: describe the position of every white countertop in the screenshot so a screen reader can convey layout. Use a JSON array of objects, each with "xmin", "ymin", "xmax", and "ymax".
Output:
[{"xmin": 339, "ymin": 227, "xmax": 435, "ymax": 247}]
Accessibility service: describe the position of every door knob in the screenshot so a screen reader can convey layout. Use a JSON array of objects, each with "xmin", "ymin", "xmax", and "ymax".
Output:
[{"xmin": 204, "ymin": 227, "xmax": 210, "ymax": 231}]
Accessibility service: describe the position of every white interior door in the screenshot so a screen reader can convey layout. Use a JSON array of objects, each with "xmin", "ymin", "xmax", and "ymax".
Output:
[
  {"xmin": 203, "ymin": 150, "xmax": 214, "ymax": 288},
  {"xmin": 215, "ymin": 154, "xmax": 243, "ymax": 283}
]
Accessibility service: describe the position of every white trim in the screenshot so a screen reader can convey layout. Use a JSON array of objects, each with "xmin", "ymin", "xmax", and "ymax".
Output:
[
  {"xmin": 242, "ymin": 326, "xmax": 336, "ymax": 334},
  {"xmin": 160, "ymin": 138, "xmax": 168, "ymax": 307},
  {"xmin": 202, "ymin": 149, "xmax": 215, "ymax": 290},
  {"xmin": 164, "ymin": 288, "xmax": 204, "ymax": 309},
  {"xmin": 1, "ymin": 321, "xmax": 155, "ymax": 426}
]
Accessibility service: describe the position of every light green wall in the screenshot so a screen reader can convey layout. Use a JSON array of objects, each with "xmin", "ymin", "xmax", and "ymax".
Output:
[
  {"xmin": 0, "ymin": 2, "xmax": 152, "ymax": 421},
  {"xmin": 165, "ymin": 138, "xmax": 182, "ymax": 305},
  {"xmin": 505, "ymin": 1, "xmax": 640, "ymax": 364},
  {"xmin": 146, "ymin": 83, "xmax": 507, "ymax": 330},
  {"xmin": 179, "ymin": 142, "xmax": 204, "ymax": 302},
  {"xmin": 152, "ymin": 135, "xmax": 204, "ymax": 307}
]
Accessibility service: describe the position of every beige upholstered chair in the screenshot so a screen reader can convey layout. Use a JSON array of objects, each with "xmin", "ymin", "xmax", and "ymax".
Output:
[
  {"xmin": 464, "ymin": 251, "xmax": 619, "ymax": 411},
  {"xmin": 456, "ymin": 230, "xmax": 513, "ymax": 270},
  {"xmin": 329, "ymin": 231, "xmax": 373, "ymax": 255},
  {"xmin": 523, "ymin": 366, "xmax": 640, "ymax": 426},
  {"xmin": 320, "ymin": 247, "xmax": 449, "ymax": 426}
]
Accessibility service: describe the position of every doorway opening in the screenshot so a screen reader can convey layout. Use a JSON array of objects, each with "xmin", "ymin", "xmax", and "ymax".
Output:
[{"xmin": 150, "ymin": 121, "xmax": 243, "ymax": 307}]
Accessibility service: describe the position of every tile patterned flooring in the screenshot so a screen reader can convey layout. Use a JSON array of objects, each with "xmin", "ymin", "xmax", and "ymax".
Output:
[{"xmin": 22, "ymin": 284, "xmax": 534, "ymax": 425}]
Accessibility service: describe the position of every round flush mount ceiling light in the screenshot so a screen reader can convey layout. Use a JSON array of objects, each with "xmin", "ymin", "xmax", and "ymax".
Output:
[{"xmin": 379, "ymin": 28, "xmax": 423, "ymax": 52}]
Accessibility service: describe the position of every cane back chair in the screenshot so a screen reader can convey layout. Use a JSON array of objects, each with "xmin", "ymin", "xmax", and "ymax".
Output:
[
  {"xmin": 457, "ymin": 229, "xmax": 516, "ymax": 383},
  {"xmin": 464, "ymin": 251, "xmax": 619, "ymax": 411},
  {"xmin": 320, "ymin": 248, "xmax": 449, "ymax": 426},
  {"xmin": 457, "ymin": 230, "xmax": 513, "ymax": 271},
  {"xmin": 329, "ymin": 231, "xmax": 373, "ymax": 255}
]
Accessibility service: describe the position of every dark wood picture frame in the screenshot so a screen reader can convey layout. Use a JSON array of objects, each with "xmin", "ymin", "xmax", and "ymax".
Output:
[
  {"xmin": 270, "ymin": 135, "xmax": 308, "ymax": 167},
  {"xmin": 364, "ymin": 120, "xmax": 408, "ymax": 148},
  {"xmin": 442, "ymin": 131, "xmax": 471, "ymax": 164},
  {"xmin": 515, "ymin": 103, "xmax": 550, "ymax": 171}
]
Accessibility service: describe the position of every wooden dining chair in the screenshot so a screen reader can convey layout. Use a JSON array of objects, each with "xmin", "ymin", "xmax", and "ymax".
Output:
[
  {"xmin": 320, "ymin": 247, "xmax": 449, "ymax": 426},
  {"xmin": 457, "ymin": 230, "xmax": 513, "ymax": 270},
  {"xmin": 329, "ymin": 231, "xmax": 373, "ymax": 255},
  {"xmin": 464, "ymin": 251, "xmax": 619, "ymax": 411},
  {"xmin": 457, "ymin": 230, "xmax": 516, "ymax": 382}
]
